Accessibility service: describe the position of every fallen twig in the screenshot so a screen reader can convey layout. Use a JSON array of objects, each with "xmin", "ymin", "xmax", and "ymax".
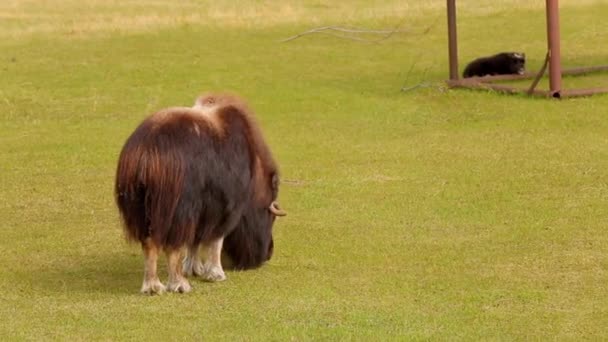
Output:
[
  {"xmin": 320, "ymin": 27, "xmax": 407, "ymax": 34},
  {"xmin": 280, "ymin": 14, "xmax": 442, "ymax": 43},
  {"xmin": 401, "ymin": 82, "xmax": 432, "ymax": 92},
  {"xmin": 400, "ymin": 65, "xmax": 438, "ymax": 93},
  {"xmin": 301, "ymin": 31, "xmax": 378, "ymax": 42},
  {"xmin": 280, "ymin": 25, "xmax": 410, "ymax": 43},
  {"xmin": 527, "ymin": 51, "xmax": 550, "ymax": 95}
]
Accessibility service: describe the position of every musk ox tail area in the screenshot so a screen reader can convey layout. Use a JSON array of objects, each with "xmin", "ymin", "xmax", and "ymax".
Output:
[{"xmin": 115, "ymin": 118, "xmax": 191, "ymax": 249}]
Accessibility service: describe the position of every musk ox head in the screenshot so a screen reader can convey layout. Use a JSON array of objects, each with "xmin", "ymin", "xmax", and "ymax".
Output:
[
  {"xmin": 223, "ymin": 172, "xmax": 286, "ymax": 270},
  {"xmin": 192, "ymin": 92, "xmax": 287, "ymax": 270},
  {"xmin": 507, "ymin": 52, "xmax": 526, "ymax": 75}
]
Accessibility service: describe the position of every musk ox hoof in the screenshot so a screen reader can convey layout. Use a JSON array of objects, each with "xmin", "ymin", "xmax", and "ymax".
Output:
[
  {"xmin": 201, "ymin": 263, "xmax": 226, "ymax": 282},
  {"xmin": 141, "ymin": 278, "xmax": 166, "ymax": 295},
  {"xmin": 167, "ymin": 278, "xmax": 192, "ymax": 293},
  {"xmin": 183, "ymin": 257, "xmax": 205, "ymax": 277}
]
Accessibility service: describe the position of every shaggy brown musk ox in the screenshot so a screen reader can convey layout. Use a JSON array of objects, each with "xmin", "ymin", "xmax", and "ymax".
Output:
[{"xmin": 115, "ymin": 93, "xmax": 286, "ymax": 294}]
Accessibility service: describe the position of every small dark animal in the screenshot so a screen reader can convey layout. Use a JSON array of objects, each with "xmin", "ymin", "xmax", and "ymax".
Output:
[
  {"xmin": 462, "ymin": 52, "xmax": 526, "ymax": 78},
  {"xmin": 115, "ymin": 92, "xmax": 286, "ymax": 295}
]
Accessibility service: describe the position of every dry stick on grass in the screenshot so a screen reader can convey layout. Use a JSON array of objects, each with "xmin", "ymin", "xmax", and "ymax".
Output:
[
  {"xmin": 401, "ymin": 60, "xmax": 422, "ymax": 92},
  {"xmin": 399, "ymin": 15, "xmax": 443, "ymax": 92},
  {"xmin": 285, "ymin": 30, "xmax": 381, "ymax": 43},
  {"xmin": 527, "ymin": 51, "xmax": 550, "ymax": 95},
  {"xmin": 401, "ymin": 63, "xmax": 438, "ymax": 93},
  {"xmin": 280, "ymin": 25, "xmax": 410, "ymax": 43},
  {"xmin": 281, "ymin": 17, "xmax": 442, "ymax": 93},
  {"xmin": 280, "ymin": 14, "xmax": 441, "ymax": 43},
  {"xmin": 400, "ymin": 82, "xmax": 431, "ymax": 92}
]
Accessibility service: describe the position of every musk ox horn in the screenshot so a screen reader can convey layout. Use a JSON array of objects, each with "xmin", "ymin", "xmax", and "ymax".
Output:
[{"xmin": 269, "ymin": 201, "xmax": 287, "ymax": 217}]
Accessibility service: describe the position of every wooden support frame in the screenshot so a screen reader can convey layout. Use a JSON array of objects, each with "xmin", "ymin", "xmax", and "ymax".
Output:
[{"xmin": 446, "ymin": 0, "xmax": 608, "ymax": 98}]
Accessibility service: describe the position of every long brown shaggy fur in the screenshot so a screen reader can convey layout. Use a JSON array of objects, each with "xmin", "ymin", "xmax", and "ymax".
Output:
[{"xmin": 115, "ymin": 93, "xmax": 281, "ymax": 268}]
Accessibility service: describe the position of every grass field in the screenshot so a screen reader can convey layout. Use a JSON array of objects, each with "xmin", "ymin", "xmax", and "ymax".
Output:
[{"xmin": 1, "ymin": 0, "xmax": 608, "ymax": 340}]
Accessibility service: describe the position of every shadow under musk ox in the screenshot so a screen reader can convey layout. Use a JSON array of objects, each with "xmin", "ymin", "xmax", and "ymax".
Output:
[{"xmin": 115, "ymin": 93, "xmax": 286, "ymax": 295}]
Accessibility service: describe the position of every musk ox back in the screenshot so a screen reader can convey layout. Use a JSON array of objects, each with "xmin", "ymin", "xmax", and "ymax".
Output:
[{"xmin": 115, "ymin": 93, "xmax": 286, "ymax": 294}]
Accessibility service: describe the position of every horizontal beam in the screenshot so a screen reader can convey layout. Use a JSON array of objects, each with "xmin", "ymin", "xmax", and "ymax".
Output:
[
  {"xmin": 446, "ymin": 79, "xmax": 608, "ymax": 98},
  {"xmin": 562, "ymin": 65, "xmax": 608, "ymax": 76},
  {"xmin": 460, "ymin": 73, "xmax": 538, "ymax": 83},
  {"xmin": 457, "ymin": 65, "xmax": 608, "ymax": 84},
  {"xmin": 560, "ymin": 87, "xmax": 608, "ymax": 97},
  {"xmin": 446, "ymin": 80, "xmax": 549, "ymax": 96}
]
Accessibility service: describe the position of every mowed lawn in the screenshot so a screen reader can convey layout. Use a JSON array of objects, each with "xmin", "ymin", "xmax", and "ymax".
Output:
[{"xmin": 1, "ymin": 0, "xmax": 607, "ymax": 340}]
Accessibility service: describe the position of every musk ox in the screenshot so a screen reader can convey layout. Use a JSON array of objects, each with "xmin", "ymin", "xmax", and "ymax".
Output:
[
  {"xmin": 115, "ymin": 93, "xmax": 286, "ymax": 295},
  {"xmin": 462, "ymin": 52, "xmax": 526, "ymax": 78}
]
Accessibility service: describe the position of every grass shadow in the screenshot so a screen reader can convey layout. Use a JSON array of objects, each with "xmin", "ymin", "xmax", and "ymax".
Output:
[
  {"xmin": 14, "ymin": 250, "xmax": 143, "ymax": 296},
  {"xmin": 18, "ymin": 248, "xmax": 263, "ymax": 296}
]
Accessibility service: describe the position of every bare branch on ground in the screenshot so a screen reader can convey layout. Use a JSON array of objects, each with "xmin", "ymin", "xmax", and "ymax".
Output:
[{"xmin": 279, "ymin": 25, "xmax": 410, "ymax": 43}]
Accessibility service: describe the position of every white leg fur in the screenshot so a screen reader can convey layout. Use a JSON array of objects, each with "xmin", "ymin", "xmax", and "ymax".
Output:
[
  {"xmin": 166, "ymin": 249, "xmax": 191, "ymax": 293},
  {"xmin": 167, "ymin": 278, "xmax": 192, "ymax": 293},
  {"xmin": 183, "ymin": 245, "xmax": 206, "ymax": 277},
  {"xmin": 200, "ymin": 237, "xmax": 227, "ymax": 282},
  {"xmin": 141, "ymin": 278, "xmax": 166, "ymax": 295},
  {"xmin": 141, "ymin": 238, "xmax": 166, "ymax": 295}
]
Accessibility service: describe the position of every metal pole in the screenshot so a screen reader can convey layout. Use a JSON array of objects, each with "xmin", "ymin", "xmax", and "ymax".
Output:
[
  {"xmin": 546, "ymin": 0, "xmax": 562, "ymax": 97},
  {"xmin": 447, "ymin": 0, "xmax": 459, "ymax": 80}
]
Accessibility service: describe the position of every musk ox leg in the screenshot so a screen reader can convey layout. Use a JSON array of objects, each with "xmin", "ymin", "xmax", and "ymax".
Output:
[
  {"xmin": 140, "ymin": 238, "xmax": 166, "ymax": 295},
  {"xmin": 200, "ymin": 237, "xmax": 227, "ymax": 282},
  {"xmin": 183, "ymin": 244, "xmax": 206, "ymax": 277},
  {"xmin": 166, "ymin": 249, "xmax": 192, "ymax": 293}
]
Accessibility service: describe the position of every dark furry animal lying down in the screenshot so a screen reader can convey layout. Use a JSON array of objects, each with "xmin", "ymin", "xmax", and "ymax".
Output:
[{"xmin": 462, "ymin": 52, "xmax": 526, "ymax": 78}]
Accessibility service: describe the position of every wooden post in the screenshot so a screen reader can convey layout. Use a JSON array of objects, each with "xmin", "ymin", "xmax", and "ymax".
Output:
[
  {"xmin": 546, "ymin": 0, "xmax": 562, "ymax": 98},
  {"xmin": 447, "ymin": 0, "xmax": 459, "ymax": 80}
]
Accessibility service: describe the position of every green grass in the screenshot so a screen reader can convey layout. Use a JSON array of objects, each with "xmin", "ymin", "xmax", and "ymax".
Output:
[{"xmin": 1, "ymin": 0, "xmax": 608, "ymax": 340}]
